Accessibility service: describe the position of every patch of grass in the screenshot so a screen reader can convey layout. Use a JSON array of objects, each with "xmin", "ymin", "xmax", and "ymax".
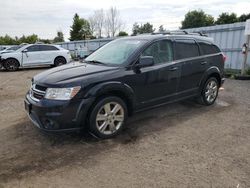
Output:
[
  {"xmin": 245, "ymin": 68, "xmax": 250, "ymax": 75},
  {"xmin": 224, "ymin": 69, "xmax": 240, "ymax": 78}
]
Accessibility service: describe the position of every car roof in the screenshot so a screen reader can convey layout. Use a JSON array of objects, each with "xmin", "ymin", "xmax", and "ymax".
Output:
[{"xmin": 119, "ymin": 34, "xmax": 214, "ymax": 43}]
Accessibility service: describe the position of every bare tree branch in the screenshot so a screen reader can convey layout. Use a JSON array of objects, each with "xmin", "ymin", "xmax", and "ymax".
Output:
[
  {"xmin": 94, "ymin": 9, "xmax": 105, "ymax": 38},
  {"xmin": 106, "ymin": 7, "xmax": 123, "ymax": 37}
]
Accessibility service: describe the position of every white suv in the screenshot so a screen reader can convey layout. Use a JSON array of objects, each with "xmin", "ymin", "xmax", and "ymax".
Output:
[{"xmin": 0, "ymin": 44, "xmax": 71, "ymax": 71}]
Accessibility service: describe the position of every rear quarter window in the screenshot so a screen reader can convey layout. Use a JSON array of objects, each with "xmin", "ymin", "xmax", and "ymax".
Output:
[
  {"xmin": 198, "ymin": 42, "xmax": 221, "ymax": 55},
  {"xmin": 174, "ymin": 39, "xmax": 199, "ymax": 60}
]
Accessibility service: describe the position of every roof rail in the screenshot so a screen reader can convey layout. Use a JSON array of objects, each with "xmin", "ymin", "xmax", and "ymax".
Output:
[{"xmin": 151, "ymin": 30, "xmax": 207, "ymax": 37}]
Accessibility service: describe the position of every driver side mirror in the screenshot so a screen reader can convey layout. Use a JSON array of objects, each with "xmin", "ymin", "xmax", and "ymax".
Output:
[
  {"xmin": 136, "ymin": 56, "xmax": 154, "ymax": 69},
  {"xmin": 22, "ymin": 49, "xmax": 28, "ymax": 53}
]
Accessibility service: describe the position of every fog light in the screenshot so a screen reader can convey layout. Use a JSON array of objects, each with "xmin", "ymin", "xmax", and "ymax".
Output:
[{"xmin": 42, "ymin": 118, "xmax": 59, "ymax": 130}]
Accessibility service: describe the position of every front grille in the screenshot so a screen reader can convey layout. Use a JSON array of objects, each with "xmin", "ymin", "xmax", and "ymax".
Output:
[
  {"xmin": 30, "ymin": 84, "xmax": 47, "ymax": 101},
  {"xmin": 35, "ymin": 84, "xmax": 47, "ymax": 92}
]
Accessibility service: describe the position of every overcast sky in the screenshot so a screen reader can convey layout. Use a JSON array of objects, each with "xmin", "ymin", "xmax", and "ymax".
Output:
[{"xmin": 0, "ymin": 0, "xmax": 250, "ymax": 40}]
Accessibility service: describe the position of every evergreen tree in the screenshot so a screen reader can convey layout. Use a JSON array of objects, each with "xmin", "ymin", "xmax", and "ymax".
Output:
[{"xmin": 69, "ymin": 13, "xmax": 92, "ymax": 41}]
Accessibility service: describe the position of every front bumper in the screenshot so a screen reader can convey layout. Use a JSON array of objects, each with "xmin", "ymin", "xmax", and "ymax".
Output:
[{"xmin": 25, "ymin": 93, "xmax": 95, "ymax": 132}]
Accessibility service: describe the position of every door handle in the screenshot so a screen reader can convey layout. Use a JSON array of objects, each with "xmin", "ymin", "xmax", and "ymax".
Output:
[
  {"xmin": 169, "ymin": 67, "xmax": 178, "ymax": 71},
  {"xmin": 201, "ymin": 61, "xmax": 207, "ymax": 65}
]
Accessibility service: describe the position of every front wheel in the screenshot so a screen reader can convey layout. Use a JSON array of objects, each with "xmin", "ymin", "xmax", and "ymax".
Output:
[
  {"xmin": 4, "ymin": 59, "xmax": 19, "ymax": 71},
  {"xmin": 198, "ymin": 77, "xmax": 219, "ymax": 105},
  {"xmin": 88, "ymin": 96, "xmax": 128, "ymax": 139}
]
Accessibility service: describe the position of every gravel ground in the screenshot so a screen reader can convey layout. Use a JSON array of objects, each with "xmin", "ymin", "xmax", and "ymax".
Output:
[{"xmin": 0, "ymin": 68, "xmax": 250, "ymax": 188}]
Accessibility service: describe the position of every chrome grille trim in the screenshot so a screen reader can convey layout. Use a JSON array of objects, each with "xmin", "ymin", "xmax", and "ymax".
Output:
[{"xmin": 30, "ymin": 84, "xmax": 47, "ymax": 102}]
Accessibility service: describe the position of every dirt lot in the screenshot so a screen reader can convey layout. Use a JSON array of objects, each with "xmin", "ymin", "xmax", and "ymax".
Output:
[{"xmin": 0, "ymin": 68, "xmax": 250, "ymax": 188}]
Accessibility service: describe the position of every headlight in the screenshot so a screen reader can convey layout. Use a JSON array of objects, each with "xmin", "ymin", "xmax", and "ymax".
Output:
[{"xmin": 45, "ymin": 86, "xmax": 81, "ymax": 100}]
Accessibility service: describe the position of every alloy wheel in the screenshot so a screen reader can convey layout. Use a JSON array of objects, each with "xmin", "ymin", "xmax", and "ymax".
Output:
[
  {"xmin": 5, "ymin": 59, "xmax": 18, "ymax": 71},
  {"xmin": 205, "ymin": 80, "xmax": 218, "ymax": 103},
  {"xmin": 96, "ymin": 102, "xmax": 124, "ymax": 135}
]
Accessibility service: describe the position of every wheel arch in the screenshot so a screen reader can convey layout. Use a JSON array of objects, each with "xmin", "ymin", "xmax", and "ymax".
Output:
[
  {"xmin": 4, "ymin": 57, "xmax": 21, "ymax": 67},
  {"xmin": 199, "ymin": 66, "xmax": 222, "ymax": 91},
  {"xmin": 84, "ymin": 82, "xmax": 136, "ymax": 116}
]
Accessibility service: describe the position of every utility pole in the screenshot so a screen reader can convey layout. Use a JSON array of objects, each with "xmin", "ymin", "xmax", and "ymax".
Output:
[{"xmin": 242, "ymin": 19, "xmax": 250, "ymax": 75}]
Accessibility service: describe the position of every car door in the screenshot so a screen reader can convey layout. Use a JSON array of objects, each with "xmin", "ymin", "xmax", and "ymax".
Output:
[
  {"xmin": 22, "ymin": 45, "xmax": 42, "ymax": 67},
  {"xmin": 128, "ymin": 40, "xmax": 181, "ymax": 108},
  {"xmin": 39, "ymin": 45, "xmax": 59, "ymax": 65},
  {"xmin": 174, "ymin": 39, "xmax": 207, "ymax": 96}
]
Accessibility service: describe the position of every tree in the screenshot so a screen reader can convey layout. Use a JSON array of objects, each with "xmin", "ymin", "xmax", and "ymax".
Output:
[
  {"xmin": 132, "ymin": 22, "xmax": 155, "ymax": 35},
  {"xmin": 94, "ymin": 9, "xmax": 105, "ymax": 38},
  {"xmin": 117, "ymin": 31, "xmax": 128, "ymax": 36},
  {"xmin": 53, "ymin": 31, "xmax": 64, "ymax": 43},
  {"xmin": 0, "ymin": 35, "xmax": 17, "ymax": 45},
  {"xmin": 132, "ymin": 23, "xmax": 140, "ymax": 36},
  {"xmin": 19, "ymin": 34, "xmax": 39, "ymax": 44},
  {"xmin": 69, "ymin": 13, "xmax": 92, "ymax": 41},
  {"xmin": 181, "ymin": 10, "xmax": 214, "ymax": 29},
  {"xmin": 39, "ymin": 39, "xmax": 52, "ymax": 44},
  {"xmin": 88, "ymin": 16, "xmax": 96, "ymax": 36},
  {"xmin": 158, "ymin": 25, "xmax": 166, "ymax": 32},
  {"xmin": 106, "ymin": 7, "xmax": 123, "ymax": 37},
  {"xmin": 238, "ymin": 13, "xmax": 250, "ymax": 22},
  {"xmin": 0, "ymin": 34, "xmax": 58, "ymax": 45},
  {"xmin": 215, "ymin": 13, "xmax": 238, "ymax": 25}
]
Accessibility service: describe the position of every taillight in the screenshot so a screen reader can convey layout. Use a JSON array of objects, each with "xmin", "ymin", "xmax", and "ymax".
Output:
[{"xmin": 222, "ymin": 54, "xmax": 226, "ymax": 63}]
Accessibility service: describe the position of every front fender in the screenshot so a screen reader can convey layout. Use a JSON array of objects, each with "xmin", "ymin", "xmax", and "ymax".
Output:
[
  {"xmin": 83, "ymin": 81, "xmax": 136, "ymax": 113},
  {"xmin": 84, "ymin": 81, "xmax": 134, "ymax": 98}
]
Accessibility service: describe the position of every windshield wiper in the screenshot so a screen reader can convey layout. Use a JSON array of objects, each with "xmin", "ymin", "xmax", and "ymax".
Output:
[{"xmin": 85, "ymin": 60, "xmax": 106, "ymax": 65}]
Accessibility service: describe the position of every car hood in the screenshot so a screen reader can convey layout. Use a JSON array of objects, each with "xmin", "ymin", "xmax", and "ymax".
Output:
[
  {"xmin": 0, "ymin": 51, "xmax": 19, "ymax": 56},
  {"xmin": 33, "ymin": 62, "xmax": 120, "ymax": 87}
]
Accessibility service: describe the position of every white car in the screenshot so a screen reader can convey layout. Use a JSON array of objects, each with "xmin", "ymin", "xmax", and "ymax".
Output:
[{"xmin": 0, "ymin": 44, "xmax": 71, "ymax": 71}]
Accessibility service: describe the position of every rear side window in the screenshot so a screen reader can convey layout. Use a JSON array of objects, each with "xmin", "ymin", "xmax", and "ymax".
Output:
[
  {"xmin": 141, "ymin": 40, "xmax": 173, "ymax": 64},
  {"xmin": 174, "ymin": 39, "xmax": 199, "ymax": 60},
  {"xmin": 39, "ymin": 45, "xmax": 59, "ymax": 51},
  {"xmin": 198, "ymin": 42, "xmax": 221, "ymax": 55}
]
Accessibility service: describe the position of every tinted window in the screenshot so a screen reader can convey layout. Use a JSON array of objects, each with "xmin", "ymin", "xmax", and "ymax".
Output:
[
  {"xmin": 26, "ymin": 45, "xmax": 40, "ymax": 52},
  {"xmin": 40, "ymin": 45, "xmax": 59, "ymax": 51},
  {"xmin": 174, "ymin": 39, "xmax": 199, "ymax": 60},
  {"xmin": 198, "ymin": 42, "xmax": 221, "ymax": 55},
  {"xmin": 141, "ymin": 40, "xmax": 173, "ymax": 64}
]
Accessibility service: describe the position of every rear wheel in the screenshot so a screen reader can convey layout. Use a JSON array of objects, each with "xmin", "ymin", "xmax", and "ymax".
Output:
[
  {"xmin": 197, "ymin": 77, "xmax": 219, "ymax": 105},
  {"xmin": 4, "ymin": 59, "xmax": 19, "ymax": 71},
  {"xmin": 54, "ymin": 57, "xmax": 66, "ymax": 66},
  {"xmin": 88, "ymin": 96, "xmax": 128, "ymax": 139}
]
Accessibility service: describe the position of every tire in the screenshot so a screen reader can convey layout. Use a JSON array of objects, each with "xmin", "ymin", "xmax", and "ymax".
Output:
[
  {"xmin": 0, "ymin": 62, "xmax": 3, "ymax": 70},
  {"xmin": 54, "ymin": 57, "xmax": 66, "ymax": 66},
  {"xmin": 88, "ymin": 96, "xmax": 128, "ymax": 139},
  {"xmin": 197, "ymin": 77, "xmax": 219, "ymax": 106},
  {"xmin": 4, "ymin": 58, "xmax": 19, "ymax": 71}
]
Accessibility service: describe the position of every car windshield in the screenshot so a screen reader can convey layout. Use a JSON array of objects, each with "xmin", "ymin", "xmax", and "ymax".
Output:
[
  {"xmin": 85, "ymin": 39, "xmax": 146, "ymax": 65},
  {"xmin": 8, "ymin": 45, "xmax": 23, "ymax": 51}
]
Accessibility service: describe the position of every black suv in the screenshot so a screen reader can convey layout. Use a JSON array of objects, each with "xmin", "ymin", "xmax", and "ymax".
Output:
[{"xmin": 25, "ymin": 33, "xmax": 225, "ymax": 138}]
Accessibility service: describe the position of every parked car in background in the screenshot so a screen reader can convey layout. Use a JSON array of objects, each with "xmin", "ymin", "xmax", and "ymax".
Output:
[
  {"xmin": 0, "ymin": 46, "xmax": 7, "ymax": 52},
  {"xmin": 0, "ymin": 43, "xmax": 28, "ymax": 55},
  {"xmin": 0, "ymin": 44, "xmax": 71, "ymax": 71},
  {"xmin": 25, "ymin": 32, "xmax": 225, "ymax": 138}
]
